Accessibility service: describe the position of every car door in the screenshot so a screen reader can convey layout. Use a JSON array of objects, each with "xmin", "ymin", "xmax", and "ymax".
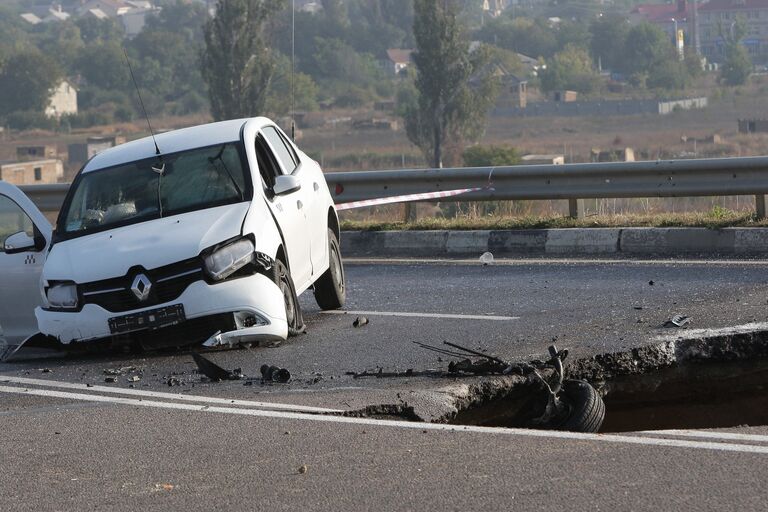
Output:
[
  {"xmin": 280, "ymin": 134, "xmax": 329, "ymax": 276},
  {"xmin": 0, "ymin": 182, "xmax": 52, "ymax": 346},
  {"xmin": 256, "ymin": 126, "xmax": 314, "ymax": 291}
]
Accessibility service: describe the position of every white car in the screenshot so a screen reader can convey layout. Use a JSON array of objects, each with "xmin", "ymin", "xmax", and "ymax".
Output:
[{"xmin": 1, "ymin": 117, "xmax": 345, "ymax": 355}]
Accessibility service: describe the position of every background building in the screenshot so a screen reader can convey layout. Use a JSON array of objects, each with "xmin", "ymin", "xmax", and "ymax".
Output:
[{"xmin": 699, "ymin": 0, "xmax": 768, "ymax": 60}]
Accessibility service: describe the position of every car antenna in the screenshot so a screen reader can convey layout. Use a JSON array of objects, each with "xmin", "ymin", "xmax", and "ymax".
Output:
[
  {"xmin": 123, "ymin": 48, "xmax": 162, "ymax": 158},
  {"xmin": 290, "ymin": 0, "xmax": 296, "ymax": 140}
]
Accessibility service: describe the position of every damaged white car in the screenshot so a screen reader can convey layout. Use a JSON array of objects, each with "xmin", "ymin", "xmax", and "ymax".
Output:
[{"xmin": 7, "ymin": 117, "xmax": 345, "ymax": 353}]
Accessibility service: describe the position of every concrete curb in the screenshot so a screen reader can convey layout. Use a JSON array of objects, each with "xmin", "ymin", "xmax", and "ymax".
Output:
[{"xmin": 341, "ymin": 228, "xmax": 768, "ymax": 257}]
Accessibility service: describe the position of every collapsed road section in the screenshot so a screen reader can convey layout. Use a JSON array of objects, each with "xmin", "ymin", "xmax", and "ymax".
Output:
[{"xmin": 344, "ymin": 324, "xmax": 768, "ymax": 434}]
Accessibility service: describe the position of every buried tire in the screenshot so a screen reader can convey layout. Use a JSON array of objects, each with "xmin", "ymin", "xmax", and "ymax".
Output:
[
  {"xmin": 273, "ymin": 259, "xmax": 305, "ymax": 337},
  {"xmin": 314, "ymin": 229, "xmax": 345, "ymax": 310},
  {"xmin": 556, "ymin": 380, "xmax": 606, "ymax": 433}
]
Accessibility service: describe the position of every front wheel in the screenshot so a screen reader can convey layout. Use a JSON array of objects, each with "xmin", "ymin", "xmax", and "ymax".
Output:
[
  {"xmin": 314, "ymin": 229, "xmax": 346, "ymax": 310},
  {"xmin": 273, "ymin": 259, "xmax": 305, "ymax": 337}
]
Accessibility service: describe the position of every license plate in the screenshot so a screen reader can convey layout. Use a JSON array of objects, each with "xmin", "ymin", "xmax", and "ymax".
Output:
[{"xmin": 108, "ymin": 304, "xmax": 186, "ymax": 335}]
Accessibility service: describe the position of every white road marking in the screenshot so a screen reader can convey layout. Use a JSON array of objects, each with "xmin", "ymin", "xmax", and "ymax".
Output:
[
  {"xmin": 322, "ymin": 310, "xmax": 519, "ymax": 321},
  {"xmin": 0, "ymin": 376, "xmax": 342, "ymax": 414},
  {"xmin": 345, "ymin": 257, "xmax": 768, "ymax": 267},
  {"xmin": 2, "ymin": 383, "xmax": 768, "ymax": 455},
  {"xmin": 638, "ymin": 429, "xmax": 768, "ymax": 443}
]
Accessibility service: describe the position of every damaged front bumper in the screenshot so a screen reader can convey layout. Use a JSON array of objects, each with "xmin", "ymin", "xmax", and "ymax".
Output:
[{"xmin": 35, "ymin": 273, "xmax": 288, "ymax": 346}]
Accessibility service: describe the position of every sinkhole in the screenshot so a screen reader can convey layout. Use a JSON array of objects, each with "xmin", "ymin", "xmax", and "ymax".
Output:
[{"xmin": 449, "ymin": 359, "xmax": 768, "ymax": 433}]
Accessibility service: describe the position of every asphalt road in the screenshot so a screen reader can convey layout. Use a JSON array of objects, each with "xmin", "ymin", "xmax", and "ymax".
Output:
[{"xmin": 3, "ymin": 258, "xmax": 768, "ymax": 510}]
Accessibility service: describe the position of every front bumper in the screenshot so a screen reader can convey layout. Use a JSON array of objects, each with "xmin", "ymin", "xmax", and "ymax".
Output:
[{"xmin": 35, "ymin": 273, "xmax": 288, "ymax": 345}]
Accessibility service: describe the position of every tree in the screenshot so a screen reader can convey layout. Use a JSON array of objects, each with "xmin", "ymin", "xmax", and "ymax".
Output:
[
  {"xmin": 621, "ymin": 23, "xmax": 673, "ymax": 77},
  {"xmin": 201, "ymin": 0, "xmax": 284, "ymax": 121},
  {"xmin": 75, "ymin": 16, "xmax": 124, "ymax": 43},
  {"xmin": 619, "ymin": 22, "xmax": 689, "ymax": 90},
  {"xmin": 74, "ymin": 41, "xmax": 129, "ymax": 91},
  {"xmin": 720, "ymin": 20, "xmax": 751, "ymax": 86},
  {"xmin": 540, "ymin": 44, "xmax": 599, "ymax": 94},
  {"xmin": 266, "ymin": 55, "xmax": 319, "ymax": 114},
  {"xmin": 589, "ymin": 16, "xmax": 629, "ymax": 71},
  {"xmin": 405, "ymin": 0, "xmax": 498, "ymax": 168},
  {"xmin": 477, "ymin": 16, "xmax": 558, "ymax": 59},
  {"xmin": 0, "ymin": 48, "xmax": 62, "ymax": 119}
]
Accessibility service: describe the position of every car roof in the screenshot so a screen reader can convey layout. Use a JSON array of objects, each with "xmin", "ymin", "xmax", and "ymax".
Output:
[{"xmin": 82, "ymin": 117, "xmax": 274, "ymax": 173}]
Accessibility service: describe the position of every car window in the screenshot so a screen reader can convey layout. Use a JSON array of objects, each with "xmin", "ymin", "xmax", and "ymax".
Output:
[
  {"xmin": 255, "ymin": 135, "xmax": 281, "ymax": 191},
  {"xmin": 0, "ymin": 195, "xmax": 34, "ymax": 251},
  {"xmin": 262, "ymin": 126, "xmax": 298, "ymax": 175}
]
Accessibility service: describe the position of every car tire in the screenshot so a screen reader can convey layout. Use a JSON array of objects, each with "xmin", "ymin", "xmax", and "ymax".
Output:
[
  {"xmin": 273, "ymin": 258, "xmax": 305, "ymax": 337},
  {"xmin": 556, "ymin": 380, "xmax": 605, "ymax": 433},
  {"xmin": 313, "ymin": 228, "xmax": 345, "ymax": 310}
]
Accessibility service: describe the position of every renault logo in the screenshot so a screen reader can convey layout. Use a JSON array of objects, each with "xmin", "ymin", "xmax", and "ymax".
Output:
[{"xmin": 131, "ymin": 274, "xmax": 152, "ymax": 301}]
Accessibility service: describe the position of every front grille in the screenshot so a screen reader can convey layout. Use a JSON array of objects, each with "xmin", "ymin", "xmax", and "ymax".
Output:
[{"xmin": 80, "ymin": 257, "xmax": 204, "ymax": 313}]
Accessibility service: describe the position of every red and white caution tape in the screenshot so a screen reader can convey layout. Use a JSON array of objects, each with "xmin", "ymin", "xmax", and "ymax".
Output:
[{"xmin": 335, "ymin": 187, "xmax": 483, "ymax": 211}]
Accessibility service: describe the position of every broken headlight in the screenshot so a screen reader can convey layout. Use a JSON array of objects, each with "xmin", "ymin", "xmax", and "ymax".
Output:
[
  {"xmin": 203, "ymin": 238, "xmax": 255, "ymax": 281},
  {"xmin": 46, "ymin": 282, "xmax": 78, "ymax": 309}
]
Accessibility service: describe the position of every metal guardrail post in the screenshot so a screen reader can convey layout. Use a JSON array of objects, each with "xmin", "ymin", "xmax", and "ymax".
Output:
[
  {"xmin": 756, "ymin": 195, "xmax": 767, "ymax": 220},
  {"xmin": 403, "ymin": 203, "xmax": 414, "ymax": 223},
  {"xmin": 568, "ymin": 199, "xmax": 585, "ymax": 219}
]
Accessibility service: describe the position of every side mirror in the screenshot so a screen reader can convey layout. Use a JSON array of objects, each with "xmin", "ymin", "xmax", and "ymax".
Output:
[
  {"xmin": 4, "ymin": 231, "xmax": 36, "ymax": 254},
  {"xmin": 273, "ymin": 174, "xmax": 302, "ymax": 196}
]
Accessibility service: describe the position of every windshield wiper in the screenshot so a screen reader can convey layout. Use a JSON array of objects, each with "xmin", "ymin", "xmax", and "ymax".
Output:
[
  {"xmin": 209, "ymin": 145, "xmax": 244, "ymax": 201},
  {"xmin": 151, "ymin": 159, "xmax": 165, "ymax": 217}
]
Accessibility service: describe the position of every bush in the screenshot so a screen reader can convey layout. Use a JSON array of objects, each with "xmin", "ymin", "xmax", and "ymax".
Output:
[
  {"xmin": 463, "ymin": 145, "xmax": 521, "ymax": 167},
  {"xmin": 333, "ymin": 84, "xmax": 374, "ymax": 108},
  {"xmin": 5, "ymin": 110, "xmax": 57, "ymax": 131},
  {"xmin": 63, "ymin": 110, "xmax": 114, "ymax": 129}
]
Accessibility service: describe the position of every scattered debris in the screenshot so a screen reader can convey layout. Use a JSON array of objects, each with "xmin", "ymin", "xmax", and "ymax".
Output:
[
  {"xmin": 479, "ymin": 252, "xmax": 494, "ymax": 265},
  {"xmin": 192, "ymin": 353, "xmax": 244, "ymax": 381},
  {"xmin": 663, "ymin": 315, "xmax": 691, "ymax": 328},
  {"xmin": 103, "ymin": 366, "xmax": 137, "ymax": 376},
  {"xmin": 414, "ymin": 341, "xmax": 524, "ymax": 375},
  {"xmin": 261, "ymin": 364, "xmax": 291, "ymax": 383},
  {"xmin": 166, "ymin": 377, "xmax": 181, "ymax": 387},
  {"xmin": 127, "ymin": 376, "xmax": 141, "ymax": 382},
  {"xmin": 104, "ymin": 377, "xmax": 117, "ymax": 383},
  {"xmin": 353, "ymin": 316, "xmax": 369, "ymax": 328}
]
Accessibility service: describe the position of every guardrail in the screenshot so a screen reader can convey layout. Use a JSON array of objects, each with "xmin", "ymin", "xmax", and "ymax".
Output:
[{"xmin": 17, "ymin": 155, "xmax": 768, "ymax": 219}]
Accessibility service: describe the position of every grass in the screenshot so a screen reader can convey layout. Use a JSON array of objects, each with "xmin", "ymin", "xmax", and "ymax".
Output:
[{"xmin": 340, "ymin": 211, "xmax": 768, "ymax": 231}]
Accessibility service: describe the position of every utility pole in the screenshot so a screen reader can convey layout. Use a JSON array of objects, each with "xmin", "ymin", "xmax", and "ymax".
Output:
[{"xmin": 692, "ymin": 0, "xmax": 701, "ymax": 56}]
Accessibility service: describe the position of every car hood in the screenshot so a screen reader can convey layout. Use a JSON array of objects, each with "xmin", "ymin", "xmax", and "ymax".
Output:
[{"xmin": 44, "ymin": 202, "xmax": 250, "ymax": 283}]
